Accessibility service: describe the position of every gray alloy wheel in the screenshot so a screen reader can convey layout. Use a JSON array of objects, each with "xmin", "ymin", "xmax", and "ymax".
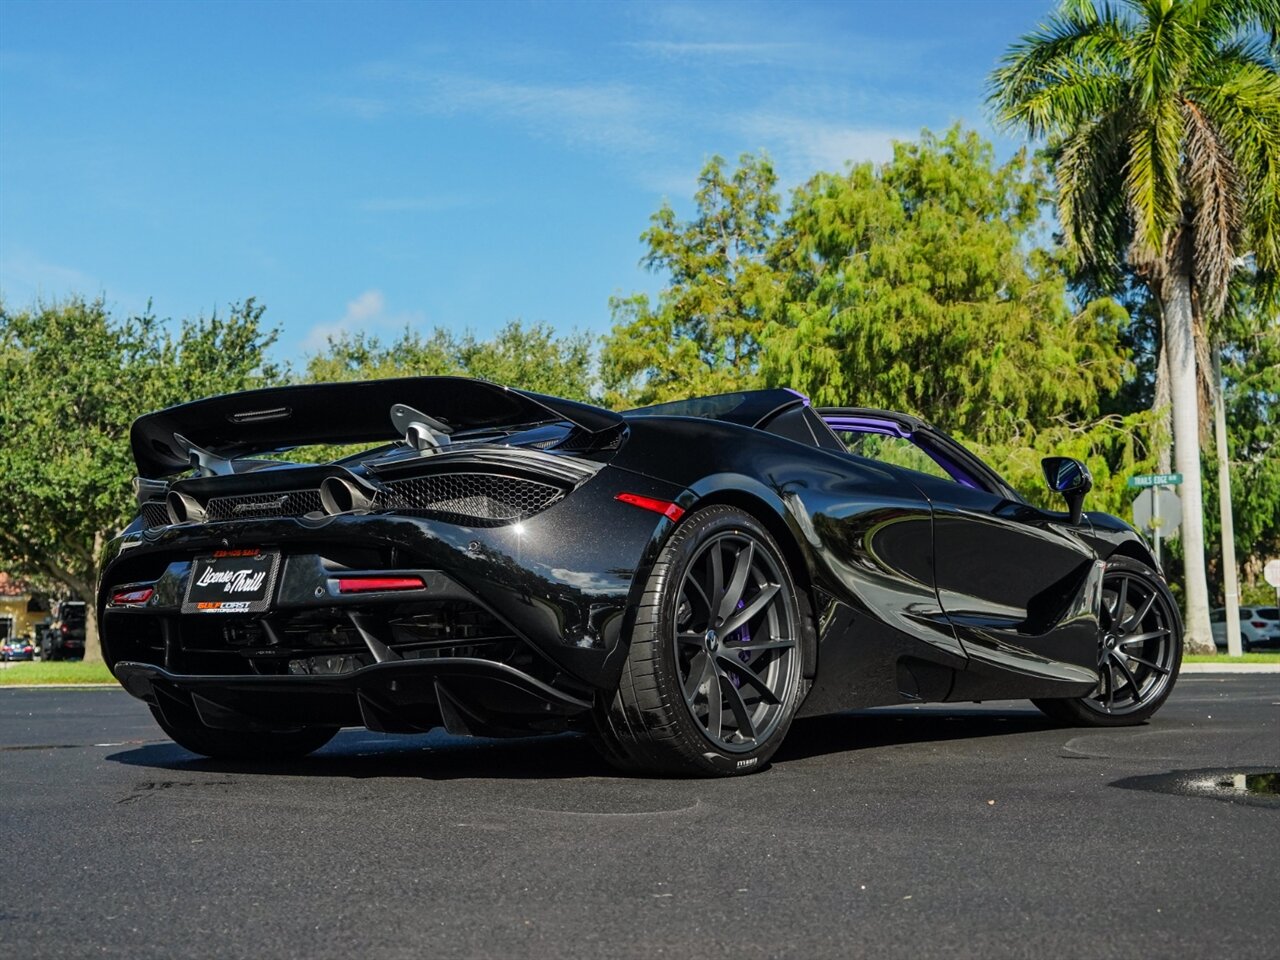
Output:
[
  {"xmin": 672, "ymin": 530, "xmax": 802, "ymax": 752},
  {"xmin": 591, "ymin": 505, "xmax": 809, "ymax": 776},
  {"xmin": 1033, "ymin": 556, "xmax": 1182, "ymax": 726}
]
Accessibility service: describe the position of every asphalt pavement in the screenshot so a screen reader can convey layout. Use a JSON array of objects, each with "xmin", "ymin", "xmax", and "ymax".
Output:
[{"xmin": 2, "ymin": 677, "xmax": 1278, "ymax": 959}]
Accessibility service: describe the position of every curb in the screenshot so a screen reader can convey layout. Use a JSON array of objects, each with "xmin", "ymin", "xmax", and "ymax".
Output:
[{"xmin": 1178, "ymin": 663, "xmax": 1280, "ymax": 674}]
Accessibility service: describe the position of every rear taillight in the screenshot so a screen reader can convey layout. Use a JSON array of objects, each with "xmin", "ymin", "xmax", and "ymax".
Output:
[
  {"xmin": 60, "ymin": 624, "xmax": 69, "ymax": 634},
  {"xmin": 336, "ymin": 576, "xmax": 425, "ymax": 594},
  {"xmin": 112, "ymin": 587, "xmax": 154, "ymax": 605},
  {"xmin": 615, "ymin": 492, "xmax": 685, "ymax": 521},
  {"xmin": 1251, "ymin": 620, "xmax": 1267, "ymax": 628}
]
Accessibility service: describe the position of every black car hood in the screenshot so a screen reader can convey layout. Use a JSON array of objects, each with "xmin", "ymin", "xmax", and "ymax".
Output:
[{"xmin": 131, "ymin": 376, "xmax": 622, "ymax": 478}]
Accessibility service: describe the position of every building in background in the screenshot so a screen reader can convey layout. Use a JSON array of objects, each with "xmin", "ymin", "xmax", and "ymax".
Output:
[{"xmin": 0, "ymin": 572, "xmax": 46, "ymax": 642}]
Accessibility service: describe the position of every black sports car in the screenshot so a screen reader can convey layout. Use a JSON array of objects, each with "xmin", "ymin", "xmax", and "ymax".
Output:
[{"xmin": 99, "ymin": 377, "xmax": 1182, "ymax": 775}]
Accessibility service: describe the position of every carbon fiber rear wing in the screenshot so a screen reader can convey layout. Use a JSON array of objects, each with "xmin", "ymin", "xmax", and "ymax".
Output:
[{"xmin": 131, "ymin": 376, "xmax": 621, "ymax": 478}]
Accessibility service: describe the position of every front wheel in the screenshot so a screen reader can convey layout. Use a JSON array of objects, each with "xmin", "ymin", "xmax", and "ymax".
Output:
[
  {"xmin": 150, "ymin": 706, "xmax": 338, "ymax": 761},
  {"xmin": 592, "ymin": 505, "xmax": 809, "ymax": 776},
  {"xmin": 1033, "ymin": 557, "xmax": 1182, "ymax": 726}
]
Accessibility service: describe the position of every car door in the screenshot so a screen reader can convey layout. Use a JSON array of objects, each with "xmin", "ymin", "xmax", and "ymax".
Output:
[{"xmin": 900, "ymin": 433, "xmax": 1102, "ymax": 696}]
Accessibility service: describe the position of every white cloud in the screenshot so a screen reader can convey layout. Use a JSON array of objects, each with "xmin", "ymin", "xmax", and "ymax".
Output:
[
  {"xmin": 423, "ymin": 74, "xmax": 657, "ymax": 152},
  {"xmin": 340, "ymin": 65, "xmax": 662, "ymax": 154},
  {"xmin": 345, "ymin": 289, "xmax": 385, "ymax": 323},
  {"xmin": 737, "ymin": 114, "xmax": 913, "ymax": 178},
  {"xmin": 622, "ymin": 40, "xmax": 806, "ymax": 63},
  {"xmin": 0, "ymin": 250, "xmax": 104, "ymax": 307},
  {"xmin": 302, "ymin": 288, "xmax": 426, "ymax": 353},
  {"xmin": 327, "ymin": 95, "xmax": 392, "ymax": 120}
]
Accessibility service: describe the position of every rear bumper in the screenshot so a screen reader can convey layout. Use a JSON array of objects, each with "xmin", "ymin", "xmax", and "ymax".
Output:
[
  {"xmin": 99, "ymin": 467, "xmax": 686, "ymax": 688},
  {"xmin": 115, "ymin": 657, "xmax": 592, "ymax": 738}
]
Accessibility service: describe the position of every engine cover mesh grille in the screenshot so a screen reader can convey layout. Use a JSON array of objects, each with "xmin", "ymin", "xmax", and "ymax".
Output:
[
  {"xmin": 139, "ymin": 501, "xmax": 171, "ymax": 529},
  {"xmin": 204, "ymin": 489, "xmax": 323, "ymax": 523},
  {"xmin": 380, "ymin": 473, "xmax": 565, "ymax": 525}
]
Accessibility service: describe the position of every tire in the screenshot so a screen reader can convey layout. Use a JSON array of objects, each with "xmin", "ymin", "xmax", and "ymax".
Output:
[
  {"xmin": 149, "ymin": 706, "xmax": 338, "ymax": 761},
  {"xmin": 1242, "ymin": 635, "xmax": 1253, "ymax": 654},
  {"xmin": 1033, "ymin": 556, "xmax": 1182, "ymax": 726},
  {"xmin": 591, "ymin": 505, "xmax": 809, "ymax": 777}
]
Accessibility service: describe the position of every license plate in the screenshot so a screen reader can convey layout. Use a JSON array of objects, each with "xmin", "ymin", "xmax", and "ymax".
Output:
[{"xmin": 182, "ymin": 549, "xmax": 280, "ymax": 614}]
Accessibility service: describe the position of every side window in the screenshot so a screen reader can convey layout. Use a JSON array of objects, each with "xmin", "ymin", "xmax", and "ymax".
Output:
[
  {"xmin": 1210, "ymin": 609, "xmax": 1225, "ymax": 623},
  {"xmin": 833, "ymin": 430, "xmax": 959, "ymax": 484}
]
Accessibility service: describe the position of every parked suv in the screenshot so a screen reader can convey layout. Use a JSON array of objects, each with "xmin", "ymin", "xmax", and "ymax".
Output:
[
  {"xmin": 41, "ymin": 601, "xmax": 87, "ymax": 661},
  {"xmin": 1211, "ymin": 606, "xmax": 1280, "ymax": 652}
]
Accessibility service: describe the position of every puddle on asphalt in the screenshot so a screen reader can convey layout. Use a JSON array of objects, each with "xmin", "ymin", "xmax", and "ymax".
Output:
[
  {"xmin": 1113, "ymin": 768, "xmax": 1280, "ymax": 808},
  {"xmin": 1212, "ymin": 772, "xmax": 1280, "ymax": 797}
]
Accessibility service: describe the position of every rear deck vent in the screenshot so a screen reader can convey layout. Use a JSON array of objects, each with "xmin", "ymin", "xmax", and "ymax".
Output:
[{"xmin": 380, "ymin": 472, "xmax": 565, "ymax": 526}]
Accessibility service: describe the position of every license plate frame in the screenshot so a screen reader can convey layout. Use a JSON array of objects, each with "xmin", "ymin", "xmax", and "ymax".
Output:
[{"xmin": 182, "ymin": 549, "xmax": 281, "ymax": 614}]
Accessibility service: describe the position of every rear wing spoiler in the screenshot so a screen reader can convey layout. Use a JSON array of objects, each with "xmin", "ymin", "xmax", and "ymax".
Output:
[{"xmin": 130, "ymin": 376, "xmax": 622, "ymax": 478}]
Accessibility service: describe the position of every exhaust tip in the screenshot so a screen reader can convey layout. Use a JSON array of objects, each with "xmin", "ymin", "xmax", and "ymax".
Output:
[
  {"xmin": 166, "ymin": 490, "xmax": 206, "ymax": 525},
  {"xmin": 320, "ymin": 476, "xmax": 374, "ymax": 516}
]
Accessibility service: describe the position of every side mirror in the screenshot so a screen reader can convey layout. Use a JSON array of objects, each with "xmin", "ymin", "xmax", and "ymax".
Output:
[{"xmin": 1041, "ymin": 456, "xmax": 1092, "ymax": 525}]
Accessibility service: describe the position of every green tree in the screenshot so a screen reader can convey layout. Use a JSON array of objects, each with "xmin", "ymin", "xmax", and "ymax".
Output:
[
  {"xmin": 601, "ymin": 153, "xmax": 781, "ymax": 406},
  {"xmin": 456, "ymin": 321, "xmax": 595, "ymax": 401},
  {"xmin": 305, "ymin": 321, "xmax": 595, "ymax": 401},
  {"xmin": 604, "ymin": 127, "xmax": 1152, "ymax": 508},
  {"xmin": 0, "ymin": 297, "xmax": 280, "ymax": 661},
  {"xmin": 763, "ymin": 128, "xmax": 1132, "ymax": 440},
  {"xmin": 304, "ymin": 327, "xmax": 461, "ymax": 382},
  {"xmin": 1203, "ymin": 282, "xmax": 1280, "ymax": 599},
  {"xmin": 990, "ymin": 0, "xmax": 1280, "ymax": 651}
]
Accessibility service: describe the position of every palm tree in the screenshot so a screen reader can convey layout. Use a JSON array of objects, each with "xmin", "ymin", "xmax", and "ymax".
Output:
[{"xmin": 990, "ymin": 0, "xmax": 1280, "ymax": 654}]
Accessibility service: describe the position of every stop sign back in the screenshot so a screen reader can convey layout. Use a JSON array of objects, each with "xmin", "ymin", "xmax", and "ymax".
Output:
[{"xmin": 1265, "ymin": 559, "xmax": 1280, "ymax": 589}]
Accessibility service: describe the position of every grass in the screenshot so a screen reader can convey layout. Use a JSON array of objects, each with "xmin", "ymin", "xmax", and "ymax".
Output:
[
  {"xmin": 1184, "ymin": 652, "xmax": 1280, "ymax": 664},
  {"xmin": 0, "ymin": 661, "xmax": 116, "ymax": 685}
]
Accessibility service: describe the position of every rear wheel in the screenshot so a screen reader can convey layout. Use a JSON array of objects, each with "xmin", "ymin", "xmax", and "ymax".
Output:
[
  {"xmin": 1033, "ymin": 557, "xmax": 1181, "ymax": 726},
  {"xmin": 149, "ymin": 706, "xmax": 338, "ymax": 761},
  {"xmin": 592, "ymin": 505, "xmax": 809, "ymax": 776}
]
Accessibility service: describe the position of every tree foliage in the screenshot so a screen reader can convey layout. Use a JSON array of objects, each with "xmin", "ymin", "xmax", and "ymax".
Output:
[
  {"xmin": 0, "ymin": 297, "xmax": 280, "ymax": 659},
  {"xmin": 989, "ymin": 0, "xmax": 1280, "ymax": 306},
  {"xmin": 306, "ymin": 320, "xmax": 595, "ymax": 401},
  {"xmin": 601, "ymin": 154, "xmax": 781, "ymax": 406},
  {"xmin": 1203, "ymin": 281, "xmax": 1280, "ymax": 596},
  {"xmin": 601, "ymin": 125, "xmax": 1158, "ymax": 514},
  {"xmin": 764, "ymin": 128, "xmax": 1133, "ymax": 441},
  {"xmin": 989, "ymin": 0, "xmax": 1280, "ymax": 651}
]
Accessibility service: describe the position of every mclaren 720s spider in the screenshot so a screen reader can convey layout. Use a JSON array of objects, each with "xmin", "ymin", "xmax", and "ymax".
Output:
[{"xmin": 99, "ymin": 378, "xmax": 1181, "ymax": 775}]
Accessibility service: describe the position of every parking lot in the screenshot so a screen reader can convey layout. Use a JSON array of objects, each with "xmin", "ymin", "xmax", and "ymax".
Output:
[{"xmin": 2, "ymin": 676, "xmax": 1278, "ymax": 960}]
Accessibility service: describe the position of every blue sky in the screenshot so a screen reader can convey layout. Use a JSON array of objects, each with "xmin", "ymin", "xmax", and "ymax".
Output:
[{"xmin": 0, "ymin": 0, "xmax": 1050, "ymax": 363}]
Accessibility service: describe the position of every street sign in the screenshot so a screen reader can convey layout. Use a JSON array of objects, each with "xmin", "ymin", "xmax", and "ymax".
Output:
[
  {"xmin": 1132, "ymin": 488, "xmax": 1181, "ymax": 535},
  {"xmin": 1265, "ymin": 559, "xmax": 1280, "ymax": 589},
  {"xmin": 1129, "ymin": 472, "xmax": 1183, "ymax": 488}
]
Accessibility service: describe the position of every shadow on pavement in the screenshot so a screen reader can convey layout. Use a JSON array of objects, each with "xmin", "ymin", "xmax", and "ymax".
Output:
[
  {"xmin": 773, "ymin": 706, "xmax": 1059, "ymax": 763},
  {"xmin": 104, "ymin": 705, "xmax": 1062, "ymax": 780}
]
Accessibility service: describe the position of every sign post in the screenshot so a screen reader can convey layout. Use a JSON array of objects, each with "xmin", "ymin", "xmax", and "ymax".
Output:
[
  {"xmin": 1128, "ymin": 472, "xmax": 1183, "ymax": 489},
  {"xmin": 1131, "ymin": 482, "xmax": 1181, "ymax": 572},
  {"xmin": 1266, "ymin": 560, "xmax": 1280, "ymax": 615}
]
